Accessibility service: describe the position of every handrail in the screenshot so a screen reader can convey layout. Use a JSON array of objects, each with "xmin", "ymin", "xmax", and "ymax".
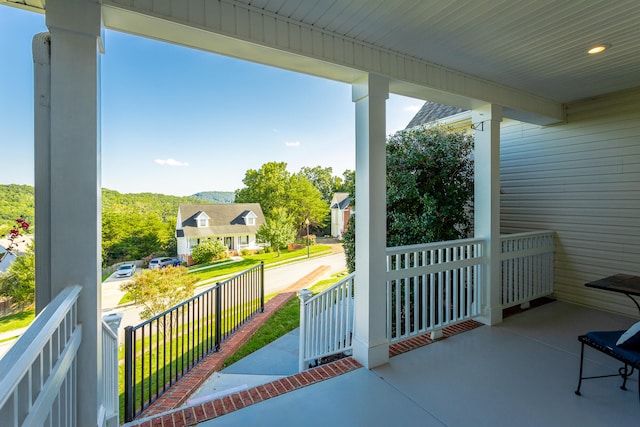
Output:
[
  {"xmin": 0, "ymin": 285, "xmax": 82, "ymax": 427},
  {"xmin": 0, "ymin": 285, "xmax": 81, "ymax": 405},
  {"xmin": 500, "ymin": 230, "xmax": 554, "ymax": 308},
  {"xmin": 386, "ymin": 237, "xmax": 485, "ymax": 255},
  {"xmin": 101, "ymin": 320, "xmax": 119, "ymax": 426},
  {"xmin": 386, "ymin": 239, "xmax": 484, "ymax": 343},
  {"xmin": 298, "ymin": 273, "xmax": 355, "ymax": 371}
]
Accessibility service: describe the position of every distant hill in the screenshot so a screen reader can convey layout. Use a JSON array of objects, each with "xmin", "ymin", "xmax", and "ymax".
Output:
[
  {"xmin": 0, "ymin": 184, "xmax": 35, "ymax": 227},
  {"xmin": 191, "ymin": 191, "xmax": 235, "ymax": 204},
  {"xmin": 0, "ymin": 184, "xmax": 209, "ymax": 229}
]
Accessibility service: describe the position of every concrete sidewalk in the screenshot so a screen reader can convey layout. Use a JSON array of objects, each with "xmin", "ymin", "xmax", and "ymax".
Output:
[{"xmin": 186, "ymin": 329, "xmax": 300, "ymax": 406}]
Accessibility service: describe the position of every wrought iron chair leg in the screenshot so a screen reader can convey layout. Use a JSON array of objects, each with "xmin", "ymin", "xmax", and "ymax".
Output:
[
  {"xmin": 620, "ymin": 364, "xmax": 632, "ymax": 390},
  {"xmin": 575, "ymin": 342, "xmax": 585, "ymax": 396}
]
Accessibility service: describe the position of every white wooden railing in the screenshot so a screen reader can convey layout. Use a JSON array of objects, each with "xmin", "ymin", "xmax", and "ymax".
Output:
[
  {"xmin": 500, "ymin": 231, "xmax": 554, "ymax": 308},
  {"xmin": 387, "ymin": 238, "xmax": 485, "ymax": 343},
  {"xmin": 101, "ymin": 320, "xmax": 119, "ymax": 427},
  {"xmin": 297, "ymin": 232, "xmax": 554, "ymax": 370},
  {"xmin": 298, "ymin": 273, "xmax": 355, "ymax": 371},
  {"xmin": 0, "ymin": 285, "xmax": 82, "ymax": 427},
  {"xmin": 0, "ymin": 286, "xmax": 120, "ymax": 427}
]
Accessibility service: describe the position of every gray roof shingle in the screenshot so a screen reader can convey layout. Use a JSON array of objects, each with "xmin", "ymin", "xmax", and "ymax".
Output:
[
  {"xmin": 405, "ymin": 101, "xmax": 466, "ymax": 129},
  {"xmin": 178, "ymin": 203, "xmax": 265, "ymax": 237}
]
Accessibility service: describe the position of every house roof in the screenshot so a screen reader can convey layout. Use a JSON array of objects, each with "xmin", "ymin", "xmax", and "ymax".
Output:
[
  {"xmin": 331, "ymin": 193, "xmax": 351, "ymax": 210},
  {"xmin": 405, "ymin": 101, "xmax": 466, "ymax": 129},
  {"xmin": 178, "ymin": 203, "xmax": 265, "ymax": 238}
]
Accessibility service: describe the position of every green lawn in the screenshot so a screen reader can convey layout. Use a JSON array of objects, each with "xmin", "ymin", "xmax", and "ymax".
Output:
[
  {"xmin": 191, "ymin": 245, "xmax": 332, "ymax": 283},
  {"xmin": 0, "ymin": 308, "xmax": 35, "ymax": 334},
  {"xmin": 221, "ymin": 271, "xmax": 348, "ymax": 368}
]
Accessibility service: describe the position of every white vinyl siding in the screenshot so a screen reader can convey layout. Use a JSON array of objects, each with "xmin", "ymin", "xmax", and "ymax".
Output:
[{"xmin": 500, "ymin": 87, "xmax": 640, "ymax": 317}]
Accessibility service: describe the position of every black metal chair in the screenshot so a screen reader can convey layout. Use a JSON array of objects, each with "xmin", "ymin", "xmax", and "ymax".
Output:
[{"xmin": 575, "ymin": 330, "xmax": 640, "ymax": 401}]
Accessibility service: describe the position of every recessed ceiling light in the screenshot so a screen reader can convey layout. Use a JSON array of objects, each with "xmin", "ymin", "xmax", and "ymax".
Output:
[{"xmin": 588, "ymin": 44, "xmax": 610, "ymax": 54}]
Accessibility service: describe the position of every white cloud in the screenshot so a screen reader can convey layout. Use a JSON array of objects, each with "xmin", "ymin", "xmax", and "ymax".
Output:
[
  {"xmin": 285, "ymin": 141, "xmax": 301, "ymax": 147},
  {"xmin": 154, "ymin": 158, "xmax": 190, "ymax": 167}
]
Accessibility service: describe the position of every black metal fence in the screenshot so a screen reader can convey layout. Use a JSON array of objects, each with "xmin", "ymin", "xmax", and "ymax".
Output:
[{"xmin": 123, "ymin": 262, "xmax": 264, "ymax": 422}]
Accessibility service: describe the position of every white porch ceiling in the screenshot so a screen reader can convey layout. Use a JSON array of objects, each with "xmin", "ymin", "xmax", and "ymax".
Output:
[
  {"xmin": 232, "ymin": 0, "xmax": 640, "ymax": 104},
  {"xmin": 4, "ymin": 0, "xmax": 640, "ymax": 124}
]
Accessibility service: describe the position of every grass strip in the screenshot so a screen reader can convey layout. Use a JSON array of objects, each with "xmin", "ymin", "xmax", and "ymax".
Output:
[
  {"xmin": 0, "ymin": 308, "xmax": 35, "ymax": 333},
  {"xmin": 222, "ymin": 296, "xmax": 300, "ymax": 368},
  {"xmin": 220, "ymin": 271, "xmax": 348, "ymax": 368}
]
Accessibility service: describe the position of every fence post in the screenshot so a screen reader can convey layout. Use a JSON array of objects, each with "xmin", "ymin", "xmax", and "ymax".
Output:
[
  {"xmin": 260, "ymin": 261, "xmax": 265, "ymax": 313},
  {"xmin": 124, "ymin": 326, "xmax": 134, "ymax": 422},
  {"xmin": 297, "ymin": 289, "xmax": 313, "ymax": 372},
  {"xmin": 215, "ymin": 283, "xmax": 222, "ymax": 351}
]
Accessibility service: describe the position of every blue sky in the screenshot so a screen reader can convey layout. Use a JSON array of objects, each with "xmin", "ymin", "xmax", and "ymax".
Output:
[{"xmin": 0, "ymin": 6, "xmax": 422, "ymax": 196}]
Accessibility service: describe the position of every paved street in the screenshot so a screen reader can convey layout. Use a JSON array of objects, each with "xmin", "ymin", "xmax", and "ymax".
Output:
[
  {"xmin": 101, "ymin": 251, "xmax": 346, "ymax": 340},
  {"xmin": 0, "ymin": 250, "xmax": 346, "ymax": 358}
]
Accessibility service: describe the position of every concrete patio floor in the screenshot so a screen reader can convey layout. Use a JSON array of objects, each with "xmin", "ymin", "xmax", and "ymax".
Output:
[{"xmin": 197, "ymin": 301, "xmax": 639, "ymax": 427}]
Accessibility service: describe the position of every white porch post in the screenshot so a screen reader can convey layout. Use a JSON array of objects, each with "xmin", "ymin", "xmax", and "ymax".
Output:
[
  {"xmin": 35, "ymin": 1, "xmax": 103, "ymax": 425},
  {"xmin": 352, "ymin": 74, "xmax": 389, "ymax": 368},
  {"xmin": 473, "ymin": 103, "xmax": 503, "ymax": 325}
]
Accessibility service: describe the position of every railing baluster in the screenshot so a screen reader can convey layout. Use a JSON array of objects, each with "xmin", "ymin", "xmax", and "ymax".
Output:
[
  {"xmin": 122, "ymin": 263, "xmax": 264, "ymax": 421},
  {"xmin": 384, "ymin": 234, "xmax": 546, "ymax": 343}
]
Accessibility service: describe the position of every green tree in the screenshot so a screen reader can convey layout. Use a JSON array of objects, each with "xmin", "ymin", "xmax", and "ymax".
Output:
[
  {"xmin": 386, "ymin": 125, "xmax": 474, "ymax": 247},
  {"xmin": 343, "ymin": 216, "xmax": 356, "ymax": 273},
  {"xmin": 344, "ymin": 125, "xmax": 474, "ymax": 270},
  {"xmin": 235, "ymin": 162, "xmax": 290, "ymax": 218},
  {"xmin": 0, "ymin": 184, "xmax": 35, "ymax": 231},
  {"xmin": 235, "ymin": 162, "xmax": 328, "ymax": 235},
  {"xmin": 191, "ymin": 239, "xmax": 228, "ymax": 265},
  {"xmin": 298, "ymin": 166, "xmax": 336, "ymax": 204},
  {"xmin": 0, "ymin": 245, "xmax": 35, "ymax": 306},
  {"xmin": 120, "ymin": 266, "xmax": 196, "ymax": 320},
  {"xmin": 339, "ymin": 169, "xmax": 355, "ymax": 204},
  {"xmin": 256, "ymin": 207, "xmax": 296, "ymax": 257},
  {"xmin": 286, "ymin": 174, "xmax": 329, "ymax": 233}
]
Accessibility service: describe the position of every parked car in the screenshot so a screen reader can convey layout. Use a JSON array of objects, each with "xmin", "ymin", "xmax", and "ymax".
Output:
[
  {"xmin": 115, "ymin": 263, "xmax": 136, "ymax": 277},
  {"xmin": 149, "ymin": 257, "xmax": 181, "ymax": 269}
]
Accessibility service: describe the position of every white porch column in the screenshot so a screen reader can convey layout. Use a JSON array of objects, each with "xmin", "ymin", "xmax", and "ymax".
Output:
[
  {"xmin": 35, "ymin": 1, "xmax": 103, "ymax": 425},
  {"xmin": 352, "ymin": 74, "xmax": 389, "ymax": 368},
  {"xmin": 473, "ymin": 103, "xmax": 503, "ymax": 325}
]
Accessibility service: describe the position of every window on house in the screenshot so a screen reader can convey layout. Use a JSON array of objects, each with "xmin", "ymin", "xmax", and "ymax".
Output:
[
  {"xmin": 246, "ymin": 217, "xmax": 255, "ymax": 226},
  {"xmin": 240, "ymin": 235, "xmax": 249, "ymax": 245},
  {"xmin": 198, "ymin": 218, "xmax": 208, "ymax": 227}
]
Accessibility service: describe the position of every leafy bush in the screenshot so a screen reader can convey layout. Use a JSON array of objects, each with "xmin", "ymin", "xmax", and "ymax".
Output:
[
  {"xmin": 295, "ymin": 234, "xmax": 316, "ymax": 246},
  {"xmin": 343, "ymin": 216, "xmax": 355, "ymax": 273},
  {"xmin": 0, "ymin": 246, "xmax": 35, "ymax": 306},
  {"xmin": 191, "ymin": 240, "xmax": 228, "ymax": 265},
  {"xmin": 386, "ymin": 125, "xmax": 474, "ymax": 246},
  {"xmin": 120, "ymin": 266, "xmax": 197, "ymax": 320},
  {"xmin": 344, "ymin": 125, "xmax": 474, "ymax": 271},
  {"xmin": 256, "ymin": 207, "xmax": 296, "ymax": 257},
  {"xmin": 240, "ymin": 248, "xmax": 252, "ymax": 256}
]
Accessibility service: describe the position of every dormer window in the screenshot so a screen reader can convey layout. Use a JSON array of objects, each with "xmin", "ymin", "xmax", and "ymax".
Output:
[
  {"xmin": 195, "ymin": 211, "xmax": 210, "ymax": 228},
  {"xmin": 243, "ymin": 210, "xmax": 258, "ymax": 226}
]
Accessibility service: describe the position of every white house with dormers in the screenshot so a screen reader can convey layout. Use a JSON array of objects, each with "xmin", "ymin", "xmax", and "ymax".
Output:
[{"xmin": 175, "ymin": 203, "xmax": 265, "ymax": 264}]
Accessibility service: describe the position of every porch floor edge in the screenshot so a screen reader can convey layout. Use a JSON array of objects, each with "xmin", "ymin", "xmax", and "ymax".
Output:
[{"xmin": 125, "ymin": 317, "xmax": 484, "ymax": 427}]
